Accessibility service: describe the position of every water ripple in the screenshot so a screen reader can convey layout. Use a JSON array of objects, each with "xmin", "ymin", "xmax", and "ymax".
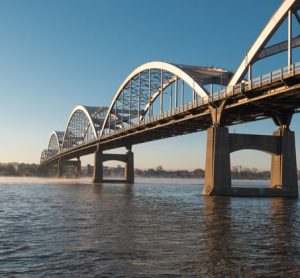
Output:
[{"xmin": 0, "ymin": 178, "xmax": 300, "ymax": 277}]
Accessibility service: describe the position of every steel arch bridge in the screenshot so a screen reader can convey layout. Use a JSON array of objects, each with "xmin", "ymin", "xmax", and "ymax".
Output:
[
  {"xmin": 40, "ymin": 62, "xmax": 232, "ymax": 164},
  {"xmin": 40, "ymin": 0, "xmax": 300, "ymax": 197}
]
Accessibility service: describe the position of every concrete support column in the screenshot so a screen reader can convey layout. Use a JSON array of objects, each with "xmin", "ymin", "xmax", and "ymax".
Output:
[
  {"xmin": 93, "ymin": 149, "xmax": 103, "ymax": 183},
  {"xmin": 76, "ymin": 159, "xmax": 81, "ymax": 177},
  {"xmin": 92, "ymin": 147, "xmax": 134, "ymax": 184},
  {"xmin": 125, "ymin": 150, "xmax": 134, "ymax": 183},
  {"xmin": 204, "ymin": 126, "xmax": 231, "ymax": 195},
  {"xmin": 271, "ymin": 129, "xmax": 298, "ymax": 194},
  {"xmin": 58, "ymin": 158, "xmax": 64, "ymax": 178}
]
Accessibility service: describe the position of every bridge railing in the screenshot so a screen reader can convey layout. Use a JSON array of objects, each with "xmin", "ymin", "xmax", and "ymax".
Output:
[
  {"xmin": 43, "ymin": 61, "xmax": 300, "ymax": 161},
  {"xmin": 248, "ymin": 61, "xmax": 300, "ymax": 89},
  {"xmin": 101, "ymin": 61, "xmax": 300, "ymax": 140},
  {"xmin": 214, "ymin": 61, "xmax": 300, "ymax": 100}
]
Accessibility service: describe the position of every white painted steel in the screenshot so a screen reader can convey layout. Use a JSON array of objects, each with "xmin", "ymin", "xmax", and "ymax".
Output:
[
  {"xmin": 47, "ymin": 131, "xmax": 63, "ymax": 152},
  {"xmin": 100, "ymin": 61, "xmax": 230, "ymax": 137},
  {"xmin": 62, "ymin": 105, "xmax": 99, "ymax": 149},
  {"xmin": 229, "ymin": 0, "xmax": 297, "ymax": 86}
]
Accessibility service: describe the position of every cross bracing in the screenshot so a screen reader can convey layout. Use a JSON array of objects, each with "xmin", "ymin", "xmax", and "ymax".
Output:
[
  {"xmin": 41, "ymin": 62, "xmax": 231, "ymax": 163},
  {"xmin": 47, "ymin": 131, "xmax": 64, "ymax": 158},
  {"xmin": 62, "ymin": 105, "xmax": 108, "ymax": 150},
  {"xmin": 40, "ymin": 149, "xmax": 48, "ymax": 164},
  {"xmin": 100, "ymin": 61, "xmax": 232, "ymax": 136}
]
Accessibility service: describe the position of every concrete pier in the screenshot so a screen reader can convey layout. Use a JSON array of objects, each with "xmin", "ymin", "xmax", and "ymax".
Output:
[
  {"xmin": 203, "ymin": 126, "xmax": 231, "ymax": 195},
  {"xmin": 124, "ymin": 150, "xmax": 134, "ymax": 183},
  {"xmin": 93, "ymin": 149, "xmax": 103, "ymax": 183},
  {"xmin": 57, "ymin": 158, "xmax": 81, "ymax": 178},
  {"xmin": 93, "ymin": 149, "xmax": 134, "ymax": 183},
  {"xmin": 58, "ymin": 158, "xmax": 64, "ymax": 178},
  {"xmin": 203, "ymin": 126, "xmax": 298, "ymax": 197},
  {"xmin": 270, "ymin": 129, "xmax": 298, "ymax": 194}
]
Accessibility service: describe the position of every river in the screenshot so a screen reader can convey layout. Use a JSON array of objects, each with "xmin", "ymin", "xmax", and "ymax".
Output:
[{"xmin": 0, "ymin": 177, "xmax": 300, "ymax": 277}]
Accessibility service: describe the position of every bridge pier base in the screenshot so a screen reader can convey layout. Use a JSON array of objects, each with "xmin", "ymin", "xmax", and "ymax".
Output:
[
  {"xmin": 93, "ymin": 149, "xmax": 134, "ymax": 184},
  {"xmin": 58, "ymin": 158, "xmax": 64, "ymax": 178},
  {"xmin": 203, "ymin": 126, "xmax": 231, "ymax": 195},
  {"xmin": 93, "ymin": 150, "xmax": 103, "ymax": 183},
  {"xmin": 203, "ymin": 126, "xmax": 298, "ymax": 197},
  {"xmin": 125, "ymin": 150, "xmax": 134, "ymax": 183},
  {"xmin": 76, "ymin": 159, "xmax": 81, "ymax": 177},
  {"xmin": 57, "ymin": 158, "xmax": 81, "ymax": 178},
  {"xmin": 270, "ymin": 129, "xmax": 298, "ymax": 194}
]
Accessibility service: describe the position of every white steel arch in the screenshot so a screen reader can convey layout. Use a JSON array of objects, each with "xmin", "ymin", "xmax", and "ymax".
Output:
[
  {"xmin": 229, "ymin": 0, "xmax": 299, "ymax": 86},
  {"xmin": 65, "ymin": 105, "xmax": 98, "ymax": 137},
  {"xmin": 100, "ymin": 61, "xmax": 231, "ymax": 136},
  {"xmin": 46, "ymin": 131, "xmax": 64, "ymax": 159},
  {"xmin": 47, "ymin": 131, "xmax": 64, "ymax": 150},
  {"xmin": 62, "ymin": 105, "xmax": 99, "ymax": 150}
]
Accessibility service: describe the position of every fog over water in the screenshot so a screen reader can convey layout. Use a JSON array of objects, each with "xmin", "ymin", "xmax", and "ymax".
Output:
[{"xmin": 1, "ymin": 177, "xmax": 300, "ymax": 277}]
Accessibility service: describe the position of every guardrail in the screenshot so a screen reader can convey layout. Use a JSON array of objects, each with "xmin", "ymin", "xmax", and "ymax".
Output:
[
  {"xmin": 103, "ymin": 61, "xmax": 300, "ymax": 138},
  {"xmin": 44, "ymin": 61, "xmax": 300, "ymax": 162}
]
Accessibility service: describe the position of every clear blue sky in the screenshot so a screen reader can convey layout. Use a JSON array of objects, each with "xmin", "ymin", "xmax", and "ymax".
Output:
[{"xmin": 2, "ymin": 0, "xmax": 299, "ymax": 170}]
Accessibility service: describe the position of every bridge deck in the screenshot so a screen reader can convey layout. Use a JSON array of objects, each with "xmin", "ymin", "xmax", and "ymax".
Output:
[{"xmin": 41, "ymin": 63, "xmax": 300, "ymax": 167}]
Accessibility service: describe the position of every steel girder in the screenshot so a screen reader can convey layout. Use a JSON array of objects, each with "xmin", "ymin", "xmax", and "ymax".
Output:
[
  {"xmin": 61, "ymin": 105, "xmax": 108, "ymax": 150},
  {"xmin": 40, "ymin": 131, "xmax": 64, "ymax": 163},
  {"xmin": 60, "ymin": 105, "xmax": 108, "ymax": 150},
  {"xmin": 47, "ymin": 131, "xmax": 64, "ymax": 158},
  {"xmin": 40, "ymin": 149, "xmax": 48, "ymax": 164},
  {"xmin": 40, "ymin": 63, "xmax": 231, "ymax": 160},
  {"xmin": 100, "ymin": 61, "xmax": 232, "ymax": 136},
  {"xmin": 229, "ymin": 0, "xmax": 300, "ymax": 86}
]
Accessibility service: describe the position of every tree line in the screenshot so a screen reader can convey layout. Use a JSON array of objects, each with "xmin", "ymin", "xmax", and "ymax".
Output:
[
  {"xmin": 1, "ymin": 163, "xmax": 300, "ymax": 180},
  {"xmin": 0, "ymin": 163, "xmax": 39, "ymax": 176}
]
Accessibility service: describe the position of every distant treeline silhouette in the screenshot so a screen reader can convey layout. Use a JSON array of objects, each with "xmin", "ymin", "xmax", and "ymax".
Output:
[
  {"xmin": 0, "ymin": 163, "xmax": 296, "ymax": 180},
  {"xmin": 0, "ymin": 163, "xmax": 39, "ymax": 176}
]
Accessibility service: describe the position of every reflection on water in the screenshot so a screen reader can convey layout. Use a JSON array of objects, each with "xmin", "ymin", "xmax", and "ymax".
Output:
[
  {"xmin": 201, "ymin": 197, "xmax": 235, "ymax": 276},
  {"xmin": 0, "ymin": 177, "xmax": 300, "ymax": 277}
]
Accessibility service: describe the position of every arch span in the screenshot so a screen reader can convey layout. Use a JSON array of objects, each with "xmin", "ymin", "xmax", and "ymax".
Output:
[
  {"xmin": 47, "ymin": 131, "xmax": 64, "ymax": 158},
  {"xmin": 62, "ymin": 105, "xmax": 108, "ymax": 150},
  {"xmin": 100, "ymin": 61, "xmax": 232, "ymax": 136},
  {"xmin": 40, "ymin": 149, "xmax": 48, "ymax": 164},
  {"xmin": 229, "ymin": 0, "xmax": 300, "ymax": 86}
]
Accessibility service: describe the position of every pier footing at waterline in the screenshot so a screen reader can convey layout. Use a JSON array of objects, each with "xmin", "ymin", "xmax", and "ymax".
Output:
[{"xmin": 203, "ymin": 126, "xmax": 298, "ymax": 198}]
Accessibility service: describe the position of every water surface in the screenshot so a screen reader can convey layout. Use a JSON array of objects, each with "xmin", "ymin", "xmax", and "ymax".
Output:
[{"xmin": 0, "ymin": 177, "xmax": 300, "ymax": 277}]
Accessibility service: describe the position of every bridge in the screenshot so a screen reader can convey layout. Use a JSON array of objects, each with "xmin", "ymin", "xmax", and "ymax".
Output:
[{"xmin": 40, "ymin": 0, "xmax": 300, "ymax": 197}]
